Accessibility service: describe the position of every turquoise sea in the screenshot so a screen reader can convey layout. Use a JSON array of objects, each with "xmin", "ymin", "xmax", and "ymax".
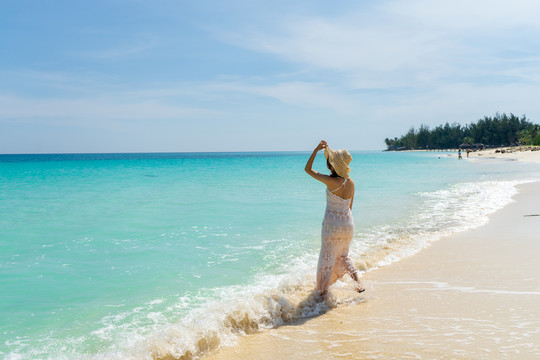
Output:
[{"xmin": 2, "ymin": 151, "xmax": 540, "ymax": 359}]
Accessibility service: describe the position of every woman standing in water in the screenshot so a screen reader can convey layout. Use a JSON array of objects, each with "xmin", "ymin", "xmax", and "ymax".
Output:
[{"xmin": 305, "ymin": 140, "xmax": 365, "ymax": 296}]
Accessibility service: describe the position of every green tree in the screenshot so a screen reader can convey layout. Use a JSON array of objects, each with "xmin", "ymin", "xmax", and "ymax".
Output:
[
  {"xmin": 404, "ymin": 127, "xmax": 417, "ymax": 149},
  {"xmin": 416, "ymin": 124, "xmax": 431, "ymax": 148},
  {"xmin": 518, "ymin": 124, "xmax": 540, "ymax": 145},
  {"xmin": 384, "ymin": 113, "xmax": 538, "ymax": 150}
]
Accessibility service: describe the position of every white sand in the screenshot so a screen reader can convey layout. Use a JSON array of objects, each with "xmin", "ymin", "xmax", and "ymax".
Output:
[{"xmin": 468, "ymin": 147, "xmax": 540, "ymax": 163}]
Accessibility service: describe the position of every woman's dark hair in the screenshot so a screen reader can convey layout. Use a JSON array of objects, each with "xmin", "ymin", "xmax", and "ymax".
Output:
[{"xmin": 327, "ymin": 159, "xmax": 339, "ymax": 177}]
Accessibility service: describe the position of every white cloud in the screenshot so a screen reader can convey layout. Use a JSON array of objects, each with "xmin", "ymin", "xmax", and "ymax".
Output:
[
  {"xmin": 367, "ymin": 82, "xmax": 540, "ymax": 132},
  {"xmin": 0, "ymin": 77, "xmax": 362, "ymax": 128},
  {"xmin": 226, "ymin": 17, "xmax": 444, "ymax": 74},
  {"xmin": 388, "ymin": 0, "xmax": 540, "ymax": 30},
  {"xmin": 205, "ymin": 80, "xmax": 359, "ymax": 114},
  {"xmin": 3, "ymin": 0, "xmax": 540, "ymax": 153},
  {"xmin": 218, "ymin": 0, "xmax": 540, "ymax": 91},
  {"xmin": 0, "ymin": 93, "xmax": 217, "ymax": 124}
]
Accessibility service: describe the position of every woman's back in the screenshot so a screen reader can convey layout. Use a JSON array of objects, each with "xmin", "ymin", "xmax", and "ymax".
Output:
[{"xmin": 327, "ymin": 178, "xmax": 355, "ymax": 202}]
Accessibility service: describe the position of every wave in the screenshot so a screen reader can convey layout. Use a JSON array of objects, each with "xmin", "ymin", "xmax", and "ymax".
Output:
[
  {"xmin": 350, "ymin": 179, "xmax": 531, "ymax": 269},
  {"xmin": 5, "ymin": 179, "xmax": 532, "ymax": 360}
]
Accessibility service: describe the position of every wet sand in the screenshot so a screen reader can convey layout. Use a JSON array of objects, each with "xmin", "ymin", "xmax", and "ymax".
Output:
[{"xmin": 205, "ymin": 181, "xmax": 540, "ymax": 360}]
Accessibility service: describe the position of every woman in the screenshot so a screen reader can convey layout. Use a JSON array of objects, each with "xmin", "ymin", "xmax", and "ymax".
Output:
[{"xmin": 305, "ymin": 140, "xmax": 365, "ymax": 296}]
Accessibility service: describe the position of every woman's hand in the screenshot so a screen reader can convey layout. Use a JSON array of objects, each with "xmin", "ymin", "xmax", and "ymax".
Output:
[
  {"xmin": 315, "ymin": 140, "xmax": 328, "ymax": 151},
  {"xmin": 306, "ymin": 139, "xmax": 331, "ymax": 182}
]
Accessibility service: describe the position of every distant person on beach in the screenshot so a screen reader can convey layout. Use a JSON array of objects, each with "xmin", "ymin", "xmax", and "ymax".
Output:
[
  {"xmin": 466, "ymin": 148, "xmax": 471, "ymax": 158},
  {"xmin": 305, "ymin": 140, "xmax": 365, "ymax": 297},
  {"xmin": 458, "ymin": 148, "xmax": 462, "ymax": 160}
]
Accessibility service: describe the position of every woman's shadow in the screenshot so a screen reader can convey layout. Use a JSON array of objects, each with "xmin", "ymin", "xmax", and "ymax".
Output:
[{"xmin": 276, "ymin": 289, "xmax": 366, "ymax": 328}]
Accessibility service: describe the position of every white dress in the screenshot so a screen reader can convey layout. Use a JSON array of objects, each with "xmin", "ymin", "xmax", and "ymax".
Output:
[{"xmin": 316, "ymin": 179, "xmax": 358, "ymax": 293}]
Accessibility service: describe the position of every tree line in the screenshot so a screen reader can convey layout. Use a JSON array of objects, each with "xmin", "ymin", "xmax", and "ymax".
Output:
[{"xmin": 385, "ymin": 113, "xmax": 540, "ymax": 150}]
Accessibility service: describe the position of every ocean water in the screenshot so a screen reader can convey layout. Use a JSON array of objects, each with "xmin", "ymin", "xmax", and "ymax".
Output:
[{"xmin": 1, "ymin": 151, "xmax": 540, "ymax": 360}]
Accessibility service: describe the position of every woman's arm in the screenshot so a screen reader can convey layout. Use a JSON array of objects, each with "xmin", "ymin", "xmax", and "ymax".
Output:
[{"xmin": 305, "ymin": 140, "xmax": 333, "ymax": 185}]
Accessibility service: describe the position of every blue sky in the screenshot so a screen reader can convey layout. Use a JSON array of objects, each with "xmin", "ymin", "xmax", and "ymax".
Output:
[{"xmin": 1, "ymin": 0, "xmax": 540, "ymax": 153}]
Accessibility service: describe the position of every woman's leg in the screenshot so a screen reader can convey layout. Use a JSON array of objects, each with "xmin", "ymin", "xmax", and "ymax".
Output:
[
  {"xmin": 316, "ymin": 243, "xmax": 336, "ymax": 295},
  {"xmin": 341, "ymin": 254, "xmax": 365, "ymax": 292}
]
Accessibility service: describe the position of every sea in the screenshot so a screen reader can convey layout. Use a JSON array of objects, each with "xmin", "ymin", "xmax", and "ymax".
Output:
[{"xmin": 1, "ymin": 150, "xmax": 540, "ymax": 360}]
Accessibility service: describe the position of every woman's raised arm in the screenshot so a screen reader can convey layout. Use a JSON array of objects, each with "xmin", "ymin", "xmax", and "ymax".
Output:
[{"xmin": 305, "ymin": 140, "xmax": 332, "ymax": 185}]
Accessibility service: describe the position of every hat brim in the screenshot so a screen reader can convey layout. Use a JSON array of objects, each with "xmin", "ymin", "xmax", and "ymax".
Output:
[{"xmin": 324, "ymin": 147, "xmax": 350, "ymax": 178}]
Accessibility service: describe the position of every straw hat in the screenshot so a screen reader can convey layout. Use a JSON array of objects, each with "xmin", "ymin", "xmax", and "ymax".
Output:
[{"xmin": 324, "ymin": 146, "xmax": 352, "ymax": 179}]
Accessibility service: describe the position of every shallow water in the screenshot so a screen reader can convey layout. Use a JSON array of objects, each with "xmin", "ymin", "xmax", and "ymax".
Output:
[{"xmin": 1, "ymin": 151, "xmax": 539, "ymax": 359}]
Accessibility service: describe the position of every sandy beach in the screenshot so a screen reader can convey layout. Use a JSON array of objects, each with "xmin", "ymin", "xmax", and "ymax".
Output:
[
  {"xmin": 467, "ymin": 147, "xmax": 540, "ymax": 163},
  {"xmin": 410, "ymin": 146, "xmax": 540, "ymax": 163},
  {"xmin": 205, "ymin": 181, "xmax": 540, "ymax": 360}
]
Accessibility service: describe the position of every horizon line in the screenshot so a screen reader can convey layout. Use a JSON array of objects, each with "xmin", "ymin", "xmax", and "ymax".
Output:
[{"xmin": 0, "ymin": 149, "xmax": 384, "ymax": 156}]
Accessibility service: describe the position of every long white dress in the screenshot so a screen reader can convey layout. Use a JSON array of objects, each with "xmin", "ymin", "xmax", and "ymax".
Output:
[{"xmin": 316, "ymin": 179, "xmax": 358, "ymax": 293}]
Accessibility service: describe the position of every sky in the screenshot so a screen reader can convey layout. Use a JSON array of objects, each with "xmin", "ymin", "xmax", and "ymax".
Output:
[{"xmin": 1, "ymin": 0, "xmax": 540, "ymax": 153}]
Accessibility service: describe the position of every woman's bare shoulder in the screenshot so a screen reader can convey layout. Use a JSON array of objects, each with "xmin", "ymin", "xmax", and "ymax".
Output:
[
  {"xmin": 343, "ymin": 178, "xmax": 354, "ymax": 187},
  {"xmin": 345, "ymin": 178, "xmax": 355, "ymax": 191}
]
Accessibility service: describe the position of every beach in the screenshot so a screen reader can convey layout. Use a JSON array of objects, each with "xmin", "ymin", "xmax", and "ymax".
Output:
[
  {"xmin": 205, "ymin": 181, "xmax": 540, "ymax": 359},
  {"xmin": 468, "ymin": 147, "xmax": 540, "ymax": 163},
  {"xmin": 408, "ymin": 146, "xmax": 540, "ymax": 163},
  {"xmin": 3, "ymin": 151, "xmax": 540, "ymax": 359},
  {"xmin": 5, "ymin": 1, "xmax": 540, "ymax": 358}
]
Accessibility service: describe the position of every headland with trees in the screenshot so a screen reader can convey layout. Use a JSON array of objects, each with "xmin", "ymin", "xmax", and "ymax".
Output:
[{"xmin": 385, "ymin": 113, "xmax": 540, "ymax": 151}]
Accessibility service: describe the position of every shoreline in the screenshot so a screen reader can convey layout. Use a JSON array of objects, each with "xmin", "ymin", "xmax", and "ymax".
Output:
[
  {"xmin": 205, "ymin": 181, "xmax": 540, "ymax": 360},
  {"xmin": 468, "ymin": 146, "xmax": 540, "ymax": 163},
  {"xmin": 395, "ymin": 146, "xmax": 540, "ymax": 163}
]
